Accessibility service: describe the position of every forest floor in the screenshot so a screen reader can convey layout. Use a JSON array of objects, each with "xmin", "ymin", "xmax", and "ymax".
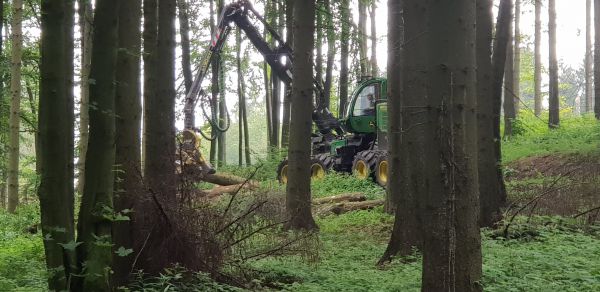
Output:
[{"xmin": 1, "ymin": 114, "xmax": 599, "ymax": 291}]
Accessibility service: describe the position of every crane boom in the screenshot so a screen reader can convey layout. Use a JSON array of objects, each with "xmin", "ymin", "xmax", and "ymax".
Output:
[{"xmin": 184, "ymin": 0, "xmax": 343, "ymax": 138}]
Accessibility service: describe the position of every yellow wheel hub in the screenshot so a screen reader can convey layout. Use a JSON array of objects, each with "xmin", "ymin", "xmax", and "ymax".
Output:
[
  {"xmin": 280, "ymin": 165, "xmax": 288, "ymax": 184},
  {"xmin": 354, "ymin": 160, "xmax": 370, "ymax": 180},
  {"xmin": 378, "ymin": 160, "xmax": 388, "ymax": 185},
  {"xmin": 311, "ymin": 163, "xmax": 326, "ymax": 180}
]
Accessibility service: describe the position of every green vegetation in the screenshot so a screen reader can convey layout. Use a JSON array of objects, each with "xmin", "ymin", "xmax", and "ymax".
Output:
[
  {"xmin": 503, "ymin": 112, "xmax": 600, "ymax": 162},
  {"xmin": 1, "ymin": 115, "xmax": 599, "ymax": 291}
]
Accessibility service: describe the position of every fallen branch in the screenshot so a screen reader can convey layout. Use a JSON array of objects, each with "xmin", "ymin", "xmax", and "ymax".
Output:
[
  {"xmin": 206, "ymin": 183, "xmax": 258, "ymax": 199},
  {"xmin": 316, "ymin": 199, "xmax": 384, "ymax": 216},
  {"xmin": 203, "ymin": 173, "xmax": 259, "ymax": 186},
  {"xmin": 573, "ymin": 206, "xmax": 600, "ymax": 219},
  {"xmin": 312, "ymin": 193, "xmax": 367, "ymax": 205}
]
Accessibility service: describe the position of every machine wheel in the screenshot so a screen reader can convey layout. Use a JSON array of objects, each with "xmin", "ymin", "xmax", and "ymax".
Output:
[
  {"xmin": 375, "ymin": 155, "xmax": 389, "ymax": 187},
  {"xmin": 352, "ymin": 151, "xmax": 379, "ymax": 180},
  {"xmin": 313, "ymin": 153, "xmax": 335, "ymax": 170},
  {"xmin": 277, "ymin": 158, "xmax": 328, "ymax": 184}
]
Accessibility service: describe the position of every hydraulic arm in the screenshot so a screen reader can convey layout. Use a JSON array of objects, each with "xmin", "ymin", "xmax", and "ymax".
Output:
[{"xmin": 184, "ymin": 0, "xmax": 343, "ymax": 138}]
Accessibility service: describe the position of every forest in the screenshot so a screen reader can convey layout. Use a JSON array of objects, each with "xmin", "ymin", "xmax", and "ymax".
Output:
[{"xmin": 0, "ymin": 0, "xmax": 599, "ymax": 291}]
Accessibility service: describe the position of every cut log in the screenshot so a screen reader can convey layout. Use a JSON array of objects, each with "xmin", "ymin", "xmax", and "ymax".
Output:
[
  {"xmin": 315, "ymin": 199, "xmax": 384, "ymax": 216},
  {"xmin": 312, "ymin": 193, "xmax": 367, "ymax": 205},
  {"xmin": 205, "ymin": 183, "xmax": 258, "ymax": 199},
  {"xmin": 202, "ymin": 173, "xmax": 258, "ymax": 187}
]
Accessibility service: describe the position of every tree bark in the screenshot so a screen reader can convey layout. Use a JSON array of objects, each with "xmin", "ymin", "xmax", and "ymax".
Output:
[
  {"xmin": 534, "ymin": 0, "xmax": 542, "ymax": 116},
  {"xmin": 113, "ymin": 0, "xmax": 142, "ymax": 285},
  {"xmin": 419, "ymin": 1, "xmax": 482, "ymax": 290},
  {"xmin": 358, "ymin": 0, "xmax": 369, "ymax": 77},
  {"xmin": 383, "ymin": 0, "xmax": 402, "ymax": 214},
  {"xmin": 7, "ymin": 0, "xmax": 24, "ymax": 213},
  {"xmin": 323, "ymin": 0, "xmax": 335, "ymax": 109},
  {"xmin": 370, "ymin": 0, "xmax": 378, "ymax": 77},
  {"xmin": 179, "ymin": 0, "xmax": 195, "ymax": 128},
  {"xmin": 0, "ymin": 0, "xmax": 5, "ymax": 209},
  {"xmin": 217, "ymin": 0, "xmax": 226, "ymax": 165},
  {"xmin": 281, "ymin": 0, "xmax": 294, "ymax": 147},
  {"xmin": 143, "ymin": 0, "xmax": 158, "ymax": 170},
  {"xmin": 586, "ymin": 0, "xmax": 593, "ymax": 113},
  {"xmin": 285, "ymin": 0, "xmax": 318, "ymax": 231},
  {"xmin": 237, "ymin": 29, "xmax": 244, "ymax": 166},
  {"xmin": 548, "ymin": 0, "xmax": 559, "ymax": 128},
  {"xmin": 269, "ymin": 0, "xmax": 281, "ymax": 149},
  {"xmin": 513, "ymin": 0, "xmax": 521, "ymax": 115},
  {"xmin": 595, "ymin": 0, "xmax": 600, "ymax": 119},
  {"xmin": 209, "ymin": 0, "xmax": 218, "ymax": 164},
  {"xmin": 504, "ymin": 8, "xmax": 515, "ymax": 138},
  {"xmin": 38, "ymin": 1, "xmax": 76, "ymax": 289},
  {"xmin": 75, "ymin": 0, "xmax": 120, "ymax": 289},
  {"xmin": 338, "ymin": 0, "xmax": 350, "ymax": 116}
]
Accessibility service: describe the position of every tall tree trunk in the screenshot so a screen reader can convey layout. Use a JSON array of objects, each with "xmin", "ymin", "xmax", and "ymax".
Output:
[
  {"xmin": 77, "ymin": 0, "xmax": 93, "ymax": 196},
  {"xmin": 75, "ymin": 0, "xmax": 120, "ymax": 289},
  {"xmin": 179, "ymin": 0, "xmax": 194, "ymax": 127},
  {"xmin": 595, "ymin": 0, "xmax": 600, "ymax": 119},
  {"xmin": 285, "ymin": 0, "xmax": 318, "ymax": 231},
  {"xmin": 514, "ymin": 0, "xmax": 521, "ymax": 115},
  {"xmin": 0, "ymin": 0, "xmax": 5, "ymax": 209},
  {"xmin": 485, "ymin": 0, "xmax": 511, "ymax": 228},
  {"xmin": 338, "ymin": 0, "xmax": 350, "ymax": 116},
  {"xmin": 358, "ymin": 0, "xmax": 369, "ymax": 77},
  {"xmin": 323, "ymin": 0, "xmax": 335, "ymax": 109},
  {"xmin": 263, "ymin": 0, "xmax": 273, "ymax": 150},
  {"xmin": 281, "ymin": 0, "xmax": 294, "ymax": 147},
  {"xmin": 65, "ymin": 0, "xmax": 75, "ymax": 210},
  {"xmin": 7, "ymin": 0, "xmax": 24, "ymax": 214},
  {"xmin": 315, "ymin": 0, "xmax": 323, "ymax": 85},
  {"xmin": 370, "ymin": 0, "xmax": 378, "ymax": 77},
  {"xmin": 143, "ymin": 0, "xmax": 158, "ymax": 170},
  {"xmin": 237, "ymin": 29, "xmax": 243, "ymax": 167},
  {"xmin": 586, "ymin": 0, "xmax": 593, "ymax": 113},
  {"xmin": 534, "ymin": 0, "xmax": 542, "ymax": 116},
  {"xmin": 548, "ymin": 0, "xmax": 559, "ymax": 128},
  {"xmin": 113, "ymin": 0, "xmax": 142, "ymax": 285},
  {"xmin": 38, "ymin": 1, "xmax": 76, "ymax": 289},
  {"xmin": 504, "ymin": 8, "xmax": 515, "ymax": 138},
  {"xmin": 270, "ymin": 0, "xmax": 281, "ymax": 149}
]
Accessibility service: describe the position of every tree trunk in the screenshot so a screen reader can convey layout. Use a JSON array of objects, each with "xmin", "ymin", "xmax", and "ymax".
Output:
[
  {"xmin": 358, "ymin": 0, "xmax": 369, "ymax": 77},
  {"xmin": 586, "ymin": 0, "xmax": 593, "ymax": 113},
  {"xmin": 419, "ymin": 1, "xmax": 482, "ymax": 290},
  {"xmin": 38, "ymin": 1, "xmax": 76, "ymax": 289},
  {"xmin": 513, "ymin": 0, "xmax": 521, "ymax": 115},
  {"xmin": 179, "ymin": 0, "xmax": 195, "ymax": 128},
  {"xmin": 263, "ymin": 0, "xmax": 273, "ymax": 150},
  {"xmin": 75, "ymin": 0, "xmax": 120, "ymax": 289},
  {"xmin": 370, "ymin": 0, "xmax": 378, "ymax": 77},
  {"xmin": 504, "ymin": 8, "xmax": 515, "ymax": 138},
  {"xmin": 65, "ymin": 0, "xmax": 75, "ymax": 209},
  {"xmin": 595, "ymin": 0, "xmax": 600, "ymax": 119},
  {"xmin": 143, "ymin": 0, "xmax": 158, "ymax": 170},
  {"xmin": 209, "ymin": 0, "xmax": 218, "ymax": 164},
  {"xmin": 270, "ymin": 0, "xmax": 281, "ymax": 149},
  {"xmin": 548, "ymin": 0, "xmax": 559, "ymax": 128},
  {"xmin": 338, "ymin": 0, "xmax": 350, "ymax": 117},
  {"xmin": 315, "ymin": 0, "xmax": 323, "ymax": 85},
  {"xmin": 534, "ymin": 0, "xmax": 542, "ymax": 116},
  {"xmin": 323, "ymin": 0, "xmax": 335, "ymax": 108},
  {"xmin": 7, "ymin": 0, "xmax": 24, "ymax": 214},
  {"xmin": 77, "ymin": 0, "xmax": 92, "ymax": 198},
  {"xmin": 285, "ymin": 0, "xmax": 318, "ymax": 231},
  {"xmin": 281, "ymin": 0, "xmax": 294, "ymax": 147},
  {"xmin": 113, "ymin": 0, "xmax": 142, "ymax": 285},
  {"xmin": 382, "ymin": 0, "xmax": 402, "ymax": 216},
  {"xmin": 217, "ymin": 0, "xmax": 226, "ymax": 165},
  {"xmin": 0, "ymin": 0, "xmax": 5, "ymax": 209},
  {"xmin": 380, "ymin": 0, "xmax": 426, "ymax": 263},
  {"xmin": 237, "ymin": 29, "xmax": 243, "ymax": 167}
]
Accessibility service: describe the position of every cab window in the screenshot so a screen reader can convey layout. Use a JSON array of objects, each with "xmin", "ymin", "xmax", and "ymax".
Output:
[{"xmin": 352, "ymin": 84, "xmax": 377, "ymax": 117}]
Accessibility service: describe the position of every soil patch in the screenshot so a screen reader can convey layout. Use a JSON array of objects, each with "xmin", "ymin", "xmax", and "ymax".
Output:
[{"xmin": 506, "ymin": 153, "xmax": 600, "ymax": 181}]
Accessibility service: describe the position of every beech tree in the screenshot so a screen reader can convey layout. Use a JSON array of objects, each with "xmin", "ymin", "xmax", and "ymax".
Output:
[
  {"xmin": 534, "ymin": 0, "xmax": 542, "ymax": 116},
  {"xmin": 285, "ymin": 0, "xmax": 317, "ymax": 231}
]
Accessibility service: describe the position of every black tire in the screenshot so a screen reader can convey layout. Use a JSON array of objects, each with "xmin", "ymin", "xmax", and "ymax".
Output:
[
  {"xmin": 374, "ymin": 154, "xmax": 389, "ymax": 187},
  {"xmin": 352, "ymin": 150, "xmax": 379, "ymax": 180},
  {"xmin": 313, "ymin": 153, "xmax": 335, "ymax": 170},
  {"xmin": 276, "ymin": 159, "xmax": 289, "ymax": 184}
]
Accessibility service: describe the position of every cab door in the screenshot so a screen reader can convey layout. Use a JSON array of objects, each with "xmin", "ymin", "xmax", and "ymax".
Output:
[{"xmin": 347, "ymin": 82, "xmax": 380, "ymax": 134}]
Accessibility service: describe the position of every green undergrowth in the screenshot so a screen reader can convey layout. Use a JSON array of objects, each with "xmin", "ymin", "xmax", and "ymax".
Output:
[
  {"xmin": 502, "ymin": 112, "xmax": 600, "ymax": 163},
  {"xmin": 254, "ymin": 210, "xmax": 600, "ymax": 291},
  {"xmin": 0, "ymin": 204, "xmax": 46, "ymax": 292}
]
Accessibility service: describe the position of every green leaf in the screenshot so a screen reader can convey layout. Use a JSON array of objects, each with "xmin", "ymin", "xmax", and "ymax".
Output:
[
  {"xmin": 59, "ymin": 240, "xmax": 83, "ymax": 251},
  {"xmin": 115, "ymin": 246, "xmax": 134, "ymax": 257}
]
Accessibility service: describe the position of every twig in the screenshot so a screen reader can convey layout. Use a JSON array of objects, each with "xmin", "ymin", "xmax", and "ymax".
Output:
[{"xmin": 573, "ymin": 206, "xmax": 600, "ymax": 219}]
